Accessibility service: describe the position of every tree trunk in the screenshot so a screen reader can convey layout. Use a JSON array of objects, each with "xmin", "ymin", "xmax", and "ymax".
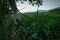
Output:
[
  {"xmin": 7, "ymin": 0, "xmax": 19, "ymax": 40},
  {"xmin": 8, "ymin": 0, "xmax": 19, "ymax": 25}
]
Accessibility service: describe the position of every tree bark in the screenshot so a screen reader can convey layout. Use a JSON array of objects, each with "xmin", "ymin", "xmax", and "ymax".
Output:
[
  {"xmin": 8, "ymin": 0, "xmax": 19, "ymax": 25},
  {"xmin": 7, "ymin": 0, "xmax": 19, "ymax": 40}
]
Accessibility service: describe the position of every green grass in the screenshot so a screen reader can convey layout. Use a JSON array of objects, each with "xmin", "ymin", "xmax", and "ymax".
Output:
[
  {"xmin": 0, "ymin": 7, "xmax": 60, "ymax": 40},
  {"xmin": 18, "ymin": 9, "xmax": 60, "ymax": 40}
]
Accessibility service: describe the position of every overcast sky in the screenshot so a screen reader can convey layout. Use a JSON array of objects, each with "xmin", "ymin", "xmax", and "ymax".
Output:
[{"xmin": 16, "ymin": 0, "xmax": 60, "ymax": 13}]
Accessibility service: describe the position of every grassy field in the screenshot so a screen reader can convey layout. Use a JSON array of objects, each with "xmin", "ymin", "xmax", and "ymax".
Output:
[
  {"xmin": 17, "ymin": 7, "xmax": 60, "ymax": 40},
  {"xmin": 0, "ymin": 7, "xmax": 60, "ymax": 40}
]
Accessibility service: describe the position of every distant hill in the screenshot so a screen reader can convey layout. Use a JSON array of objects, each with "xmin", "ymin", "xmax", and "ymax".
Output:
[
  {"xmin": 48, "ymin": 7, "xmax": 60, "ymax": 12},
  {"xmin": 22, "ymin": 10, "xmax": 48, "ymax": 14},
  {"xmin": 21, "ymin": 7, "xmax": 60, "ymax": 15},
  {"xmin": 21, "ymin": 10, "xmax": 48, "ymax": 15},
  {"xmin": 47, "ymin": 7, "xmax": 60, "ymax": 15},
  {"xmin": 38, "ymin": 10, "xmax": 48, "ymax": 12}
]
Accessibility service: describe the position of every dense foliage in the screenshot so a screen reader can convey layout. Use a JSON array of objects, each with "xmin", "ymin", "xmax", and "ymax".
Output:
[
  {"xmin": 0, "ymin": 0, "xmax": 60, "ymax": 40},
  {"xmin": 0, "ymin": 2, "xmax": 60, "ymax": 39},
  {"xmin": 0, "ymin": 0, "xmax": 14, "ymax": 40},
  {"xmin": 19, "ymin": 9, "xmax": 60, "ymax": 40}
]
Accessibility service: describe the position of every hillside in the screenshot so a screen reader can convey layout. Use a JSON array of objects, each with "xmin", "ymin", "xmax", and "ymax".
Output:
[{"xmin": 18, "ymin": 7, "xmax": 60, "ymax": 40}]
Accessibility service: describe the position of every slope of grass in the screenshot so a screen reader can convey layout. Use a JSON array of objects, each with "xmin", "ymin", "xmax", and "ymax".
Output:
[
  {"xmin": 18, "ymin": 8, "xmax": 60, "ymax": 40},
  {"xmin": 0, "ymin": 7, "xmax": 60, "ymax": 40}
]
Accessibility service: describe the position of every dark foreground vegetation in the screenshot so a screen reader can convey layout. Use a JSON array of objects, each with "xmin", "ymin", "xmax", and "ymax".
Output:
[
  {"xmin": 1, "ymin": 0, "xmax": 60, "ymax": 40},
  {"xmin": 0, "ymin": 6, "xmax": 60, "ymax": 40}
]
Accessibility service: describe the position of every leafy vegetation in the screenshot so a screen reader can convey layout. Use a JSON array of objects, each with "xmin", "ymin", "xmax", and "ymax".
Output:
[
  {"xmin": 19, "ymin": 9, "xmax": 60, "ymax": 40},
  {"xmin": 0, "ymin": 4, "xmax": 60, "ymax": 39},
  {"xmin": 0, "ymin": 0, "xmax": 60, "ymax": 40}
]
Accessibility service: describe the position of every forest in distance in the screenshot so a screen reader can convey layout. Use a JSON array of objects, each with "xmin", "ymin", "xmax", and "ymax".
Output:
[{"xmin": 0, "ymin": 0, "xmax": 60, "ymax": 40}]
